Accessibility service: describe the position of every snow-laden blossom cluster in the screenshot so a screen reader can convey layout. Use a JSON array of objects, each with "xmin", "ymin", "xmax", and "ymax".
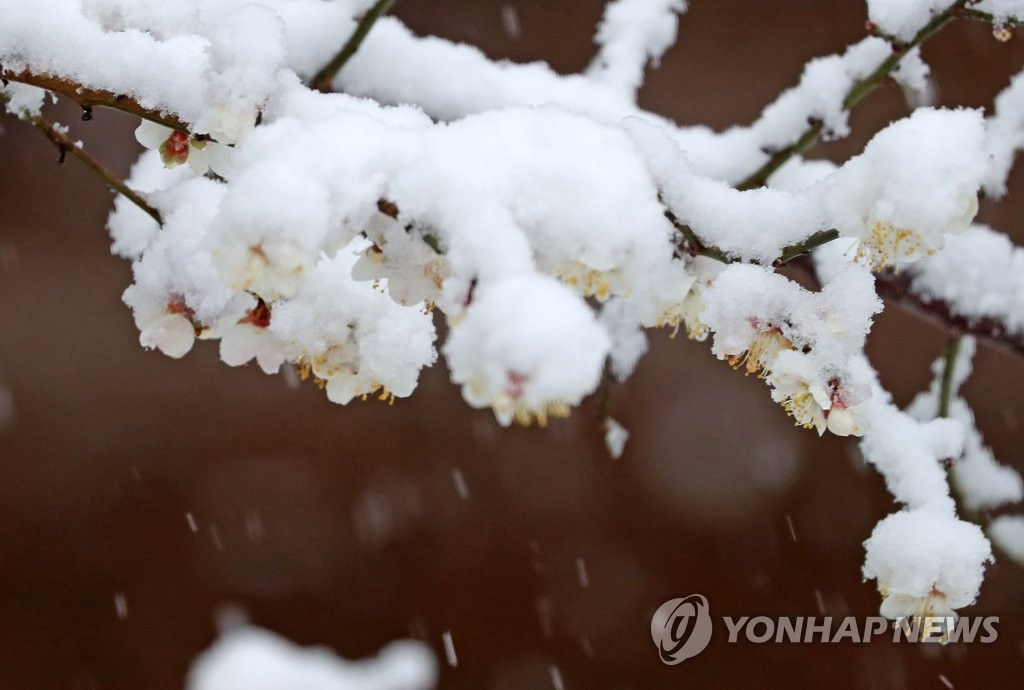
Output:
[
  {"xmin": 826, "ymin": 108, "xmax": 985, "ymax": 269},
  {"xmin": 863, "ymin": 509, "xmax": 992, "ymax": 620},
  {"xmin": 703, "ymin": 264, "xmax": 880, "ymax": 436},
  {"xmin": 4, "ymin": 0, "xmax": 1024, "ymax": 646},
  {"xmin": 109, "ymin": 85, "xmax": 986, "ymax": 432},
  {"xmin": 852, "ymin": 349, "xmax": 994, "ymax": 621},
  {"xmin": 854, "ymin": 332, "xmax": 1024, "ymax": 620}
]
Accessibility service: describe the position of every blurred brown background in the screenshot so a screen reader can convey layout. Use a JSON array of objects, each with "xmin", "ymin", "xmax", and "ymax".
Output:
[{"xmin": 1, "ymin": 1, "xmax": 1022, "ymax": 689}]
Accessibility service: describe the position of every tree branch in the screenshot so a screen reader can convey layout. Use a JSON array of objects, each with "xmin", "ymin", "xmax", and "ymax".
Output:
[
  {"xmin": 737, "ymin": 0, "xmax": 966, "ymax": 191},
  {"xmin": 311, "ymin": 0, "xmax": 397, "ymax": 92},
  {"xmin": 958, "ymin": 6, "xmax": 1024, "ymax": 26},
  {"xmin": 1, "ymin": 93, "xmax": 163, "ymax": 225},
  {"xmin": 774, "ymin": 228, "xmax": 841, "ymax": 266},
  {"xmin": 0, "ymin": 67, "xmax": 189, "ymax": 133},
  {"xmin": 665, "ymin": 208, "xmax": 841, "ymax": 267},
  {"xmin": 874, "ymin": 270, "xmax": 1024, "ymax": 359},
  {"xmin": 938, "ymin": 336, "xmax": 961, "ymax": 418}
]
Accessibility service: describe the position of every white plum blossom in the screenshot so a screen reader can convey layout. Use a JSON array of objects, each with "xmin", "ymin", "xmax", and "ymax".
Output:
[
  {"xmin": 136, "ymin": 298, "xmax": 201, "ymax": 359},
  {"xmin": 217, "ymin": 298, "xmax": 285, "ymax": 375},
  {"xmin": 621, "ymin": 256, "xmax": 710, "ymax": 339},
  {"xmin": 703, "ymin": 263, "xmax": 879, "ymax": 435},
  {"xmin": 135, "ymin": 120, "xmax": 231, "ymax": 177},
  {"xmin": 769, "ymin": 351, "xmax": 867, "ymax": 437},
  {"xmin": 350, "ymin": 209, "xmax": 450, "ymax": 307}
]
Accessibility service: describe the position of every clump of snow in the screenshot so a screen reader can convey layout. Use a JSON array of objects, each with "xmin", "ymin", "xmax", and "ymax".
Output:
[
  {"xmin": 187, "ymin": 626, "xmax": 437, "ymax": 690},
  {"xmin": 444, "ymin": 275, "xmax": 610, "ymax": 427},
  {"xmin": 953, "ymin": 419, "xmax": 1024, "ymax": 511},
  {"xmin": 0, "ymin": 0, "xmax": 364, "ymax": 137},
  {"xmin": 754, "ymin": 37, "xmax": 891, "ymax": 149},
  {"xmin": 863, "ymin": 508, "xmax": 993, "ymax": 619},
  {"xmin": 630, "ymin": 108, "xmax": 987, "ymax": 269},
  {"xmin": 908, "ymin": 225, "xmax": 1024, "ymax": 336},
  {"xmin": 603, "ymin": 417, "xmax": 630, "ymax": 459},
  {"xmin": 626, "ymin": 118, "xmax": 830, "ymax": 264},
  {"xmin": 587, "ymin": 0, "xmax": 687, "ymax": 95},
  {"xmin": 270, "ymin": 246, "xmax": 437, "ymax": 405},
  {"xmin": 891, "ymin": 47, "xmax": 934, "ymax": 108},
  {"xmin": 599, "ymin": 298, "xmax": 648, "ymax": 382},
  {"xmin": 108, "ymin": 151, "xmax": 193, "ymax": 259},
  {"xmin": 702, "ymin": 263, "xmax": 880, "ymax": 436},
  {"xmin": 0, "ymin": 82, "xmax": 45, "ymax": 116},
  {"xmin": 989, "ymin": 515, "xmax": 1024, "ymax": 565},
  {"xmin": 122, "ymin": 175, "xmax": 240, "ymax": 358},
  {"xmin": 825, "ymin": 108, "xmax": 986, "ymax": 270},
  {"xmin": 853, "ymin": 354, "xmax": 962, "ymax": 512},
  {"xmin": 984, "ymin": 68, "xmax": 1024, "ymax": 198},
  {"xmin": 340, "ymin": 21, "xmax": 924, "ymax": 186}
]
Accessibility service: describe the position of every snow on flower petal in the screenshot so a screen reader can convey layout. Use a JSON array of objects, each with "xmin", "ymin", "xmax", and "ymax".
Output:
[
  {"xmin": 826, "ymin": 107, "xmax": 986, "ymax": 270},
  {"xmin": 269, "ymin": 243, "xmax": 436, "ymax": 405},
  {"xmin": 444, "ymin": 274, "xmax": 611, "ymax": 427},
  {"xmin": 863, "ymin": 508, "xmax": 993, "ymax": 619},
  {"xmin": 351, "ymin": 210, "xmax": 449, "ymax": 307}
]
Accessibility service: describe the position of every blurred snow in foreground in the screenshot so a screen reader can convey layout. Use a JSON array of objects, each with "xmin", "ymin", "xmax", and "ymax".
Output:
[{"xmin": 188, "ymin": 626, "xmax": 436, "ymax": 690}]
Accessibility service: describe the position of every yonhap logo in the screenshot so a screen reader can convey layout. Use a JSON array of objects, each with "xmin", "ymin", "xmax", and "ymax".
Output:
[
  {"xmin": 650, "ymin": 594, "xmax": 714, "ymax": 664},
  {"xmin": 651, "ymin": 593, "xmax": 1000, "ymax": 664}
]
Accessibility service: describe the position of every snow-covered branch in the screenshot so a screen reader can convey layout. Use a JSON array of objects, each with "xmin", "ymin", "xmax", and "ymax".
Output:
[
  {"xmin": 3, "ymin": 0, "xmax": 1024, "ymax": 653},
  {"xmin": 1, "ymin": 83, "xmax": 163, "ymax": 223},
  {"xmin": 873, "ymin": 226, "xmax": 1024, "ymax": 358}
]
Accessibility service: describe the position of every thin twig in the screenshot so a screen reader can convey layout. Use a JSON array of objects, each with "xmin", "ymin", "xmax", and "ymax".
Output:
[
  {"xmin": 1, "ymin": 68, "xmax": 189, "ymax": 133},
  {"xmin": 666, "ymin": 208, "xmax": 841, "ymax": 267},
  {"xmin": 665, "ymin": 209, "xmax": 735, "ymax": 262},
  {"xmin": 595, "ymin": 363, "xmax": 614, "ymax": 424},
  {"xmin": 2, "ymin": 94, "xmax": 163, "ymax": 224},
  {"xmin": 774, "ymin": 229, "xmax": 840, "ymax": 266},
  {"xmin": 958, "ymin": 7, "xmax": 1024, "ymax": 26},
  {"xmin": 737, "ymin": 0, "xmax": 967, "ymax": 190},
  {"xmin": 777, "ymin": 258, "xmax": 1024, "ymax": 360},
  {"xmin": 938, "ymin": 336, "xmax": 961, "ymax": 418},
  {"xmin": 311, "ymin": 0, "xmax": 396, "ymax": 92}
]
